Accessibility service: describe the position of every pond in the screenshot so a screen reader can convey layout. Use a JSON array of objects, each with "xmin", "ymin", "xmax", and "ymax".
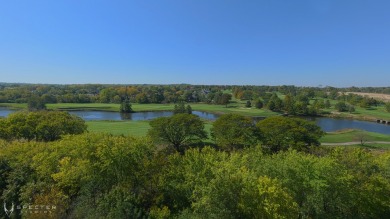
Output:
[
  {"xmin": 1, "ymin": 107, "xmax": 389, "ymax": 134},
  {"xmin": 0, "ymin": 108, "xmax": 16, "ymax": 118},
  {"xmin": 0, "ymin": 108, "xmax": 219, "ymax": 121},
  {"xmin": 68, "ymin": 110, "xmax": 219, "ymax": 121},
  {"xmin": 307, "ymin": 117, "xmax": 390, "ymax": 135}
]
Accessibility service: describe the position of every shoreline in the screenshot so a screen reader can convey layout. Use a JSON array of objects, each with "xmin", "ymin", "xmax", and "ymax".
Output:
[{"xmin": 0, "ymin": 103, "xmax": 389, "ymax": 124}]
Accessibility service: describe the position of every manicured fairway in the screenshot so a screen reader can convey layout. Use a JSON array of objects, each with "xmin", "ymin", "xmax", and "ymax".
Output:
[
  {"xmin": 87, "ymin": 120, "xmax": 151, "ymax": 136},
  {"xmin": 337, "ymin": 106, "xmax": 390, "ymax": 121},
  {"xmin": 320, "ymin": 129, "xmax": 390, "ymax": 143},
  {"xmin": 0, "ymin": 103, "xmax": 27, "ymax": 109},
  {"xmin": 87, "ymin": 120, "xmax": 214, "ymax": 138}
]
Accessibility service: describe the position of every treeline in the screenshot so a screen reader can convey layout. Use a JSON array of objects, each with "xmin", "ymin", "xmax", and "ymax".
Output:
[
  {"xmin": 232, "ymin": 86, "xmax": 386, "ymax": 115},
  {"xmin": 1, "ymin": 83, "xmax": 389, "ymax": 104},
  {"xmin": 1, "ymin": 83, "xmax": 389, "ymax": 115},
  {"xmin": 0, "ymin": 134, "xmax": 389, "ymax": 218},
  {"xmin": 0, "ymin": 83, "xmax": 233, "ymax": 104}
]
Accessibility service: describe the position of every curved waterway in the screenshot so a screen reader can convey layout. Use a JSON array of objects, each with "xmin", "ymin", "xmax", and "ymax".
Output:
[{"xmin": 1, "ymin": 107, "xmax": 389, "ymax": 134}]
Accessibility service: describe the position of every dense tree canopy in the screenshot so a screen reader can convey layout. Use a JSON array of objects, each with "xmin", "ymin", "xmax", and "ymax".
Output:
[
  {"xmin": 148, "ymin": 113, "xmax": 207, "ymax": 153},
  {"xmin": 173, "ymin": 102, "xmax": 192, "ymax": 114},
  {"xmin": 0, "ymin": 111, "xmax": 87, "ymax": 141},
  {"xmin": 211, "ymin": 113, "xmax": 258, "ymax": 150},
  {"xmin": 256, "ymin": 116, "xmax": 324, "ymax": 153},
  {"xmin": 27, "ymin": 96, "xmax": 46, "ymax": 111},
  {"xmin": 386, "ymin": 102, "xmax": 390, "ymax": 112},
  {"xmin": 120, "ymin": 98, "xmax": 133, "ymax": 113},
  {"xmin": 0, "ymin": 133, "xmax": 389, "ymax": 218}
]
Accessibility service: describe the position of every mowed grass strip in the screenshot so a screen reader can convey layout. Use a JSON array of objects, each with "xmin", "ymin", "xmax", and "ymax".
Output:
[
  {"xmin": 38, "ymin": 102, "xmax": 280, "ymax": 117},
  {"xmin": 87, "ymin": 119, "xmax": 215, "ymax": 140},
  {"xmin": 0, "ymin": 103, "xmax": 27, "ymax": 109},
  {"xmin": 47, "ymin": 103, "xmax": 120, "ymax": 111},
  {"xmin": 87, "ymin": 120, "xmax": 151, "ymax": 136},
  {"xmin": 339, "ymin": 106, "xmax": 390, "ymax": 121},
  {"xmin": 320, "ymin": 129, "xmax": 390, "ymax": 143}
]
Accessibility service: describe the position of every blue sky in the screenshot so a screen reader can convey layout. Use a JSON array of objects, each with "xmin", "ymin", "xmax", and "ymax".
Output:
[{"xmin": 0, "ymin": 0, "xmax": 389, "ymax": 87}]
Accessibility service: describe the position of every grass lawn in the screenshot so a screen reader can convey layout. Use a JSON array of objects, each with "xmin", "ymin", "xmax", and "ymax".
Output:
[
  {"xmin": 87, "ymin": 120, "xmax": 151, "ymax": 136},
  {"xmin": 320, "ymin": 129, "xmax": 390, "ymax": 143},
  {"xmin": 338, "ymin": 106, "xmax": 390, "ymax": 121},
  {"xmin": 87, "ymin": 120, "xmax": 214, "ymax": 139},
  {"xmin": 0, "ymin": 103, "xmax": 27, "ymax": 109},
  {"xmin": 88, "ymin": 120, "xmax": 390, "ymax": 150},
  {"xmin": 190, "ymin": 103, "xmax": 279, "ymax": 117}
]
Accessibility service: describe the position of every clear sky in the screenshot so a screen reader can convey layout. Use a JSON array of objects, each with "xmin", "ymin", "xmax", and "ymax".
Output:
[{"xmin": 0, "ymin": 0, "xmax": 389, "ymax": 87}]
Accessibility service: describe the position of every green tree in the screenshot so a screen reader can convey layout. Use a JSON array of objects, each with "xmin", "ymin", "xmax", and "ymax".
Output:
[
  {"xmin": 256, "ymin": 116, "xmax": 324, "ymax": 153},
  {"xmin": 240, "ymin": 90, "xmax": 253, "ymax": 100},
  {"xmin": 254, "ymin": 99, "xmax": 263, "ymax": 109},
  {"xmin": 353, "ymin": 131, "xmax": 370, "ymax": 145},
  {"xmin": 267, "ymin": 93, "xmax": 283, "ymax": 112},
  {"xmin": 120, "ymin": 98, "xmax": 133, "ymax": 113},
  {"xmin": 359, "ymin": 98, "xmax": 370, "ymax": 108},
  {"xmin": 0, "ymin": 111, "xmax": 87, "ymax": 141},
  {"xmin": 27, "ymin": 96, "xmax": 46, "ymax": 111},
  {"xmin": 148, "ymin": 114, "xmax": 207, "ymax": 153},
  {"xmin": 324, "ymin": 99, "xmax": 331, "ymax": 108},
  {"xmin": 335, "ymin": 101, "xmax": 348, "ymax": 112},
  {"xmin": 348, "ymin": 104, "xmax": 355, "ymax": 113},
  {"xmin": 294, "ymin": 101, "xmax": 308, "ymax": 115},
  {"xmin": 173, "ymin": 102, "xmax": 192, "ymax": 114},
  {"xmin": 211, "ymin": 114, "xmax": 258, "ymax": 150},
  {"xmin": 386, "ymin": 102, "xmax": 390, "ymax": 112},
  {"xmin": 173, "ymin": 102, "xmax": 185, "ymax": 114},
  {"xmin": 245, "ymin": 100, "xmax": 252, "ymax": 108},
  {"xmin": 220, "ymin": 93, "xmax": 232, "ymax": 107},
  {"xmin": 283, "ymin": 94, "xmax": 295, "ymax": 114},
  {"xmin": 186, "ymin": 104, "xmax": 192, "ymax": 114}
]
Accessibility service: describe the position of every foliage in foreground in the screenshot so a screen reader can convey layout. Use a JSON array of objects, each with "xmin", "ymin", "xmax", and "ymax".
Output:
[
  {"xmin": 0, "ymin": 133, "xmax": 389, "ymax": 218},
  {"xmin": 0, "ymin": 111, "xmax": 87, "ymax": 141}
]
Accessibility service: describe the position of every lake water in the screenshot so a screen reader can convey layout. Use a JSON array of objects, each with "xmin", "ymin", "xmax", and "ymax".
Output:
[
  {"xmin": 0, "ymin": 108, "xmax": 16, "ymax": 118},
  {"xmin": 0, "ymin": 108, "xmax": 219, "ymax": 121},
  {"xmin": 67, "ymin": 110, "xmax": 219, "ymax": 121},
  {"xmin": 308, "ymin": 117, "xmax": 390, "ymax": 135},
  {"xmin": 1, "ymin": 107, "xmax": 389, "ymax": 134}
]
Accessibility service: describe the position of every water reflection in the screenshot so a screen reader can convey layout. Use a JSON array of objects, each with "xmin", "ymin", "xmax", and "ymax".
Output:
[
  {"xmin": 120, "ymin": 113, "xmax": 132, "ymax": 120},
  {"xmin": 0, "ymin": 107, "xmax": 389, "ymax": 134},
  {"xmin": 69, "ymin": 111, "xmax": 174, "ymax": 121}
]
